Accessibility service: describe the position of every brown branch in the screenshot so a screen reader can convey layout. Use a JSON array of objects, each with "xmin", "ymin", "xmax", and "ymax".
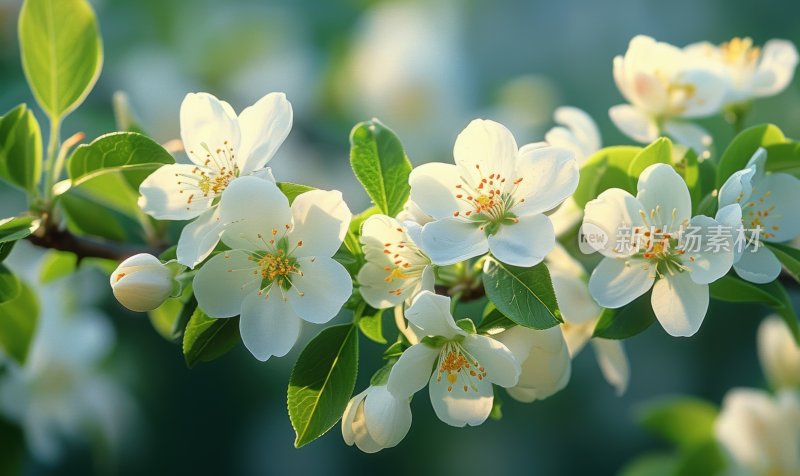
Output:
[{"xmin": 26, "ymin": 226, "xmax": 163, "ymax": 262}]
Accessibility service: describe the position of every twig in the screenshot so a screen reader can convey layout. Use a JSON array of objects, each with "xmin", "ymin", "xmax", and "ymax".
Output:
[{"xmin": 26, "ymin": 225, "xmax": 162, "ymax": 262}]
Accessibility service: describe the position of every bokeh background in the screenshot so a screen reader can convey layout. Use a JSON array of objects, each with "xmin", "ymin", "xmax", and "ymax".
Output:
[{"xmin": 0, "ymin": 0, "xmax": 799, "ymax": 474}]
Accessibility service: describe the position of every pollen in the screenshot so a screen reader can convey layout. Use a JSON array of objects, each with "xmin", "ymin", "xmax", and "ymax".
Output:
[{"xmin": 257, "ymin": 253, "xmax": 297, "ymax": 281}]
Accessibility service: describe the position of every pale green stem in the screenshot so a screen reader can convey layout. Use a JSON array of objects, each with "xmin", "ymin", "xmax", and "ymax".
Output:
[{"xmin": 43, "ymin": 117, "xmax": 61, "ymax": 201}]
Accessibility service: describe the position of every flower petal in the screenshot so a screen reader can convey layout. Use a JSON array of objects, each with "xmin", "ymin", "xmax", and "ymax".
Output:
[
  {"xmin": 682, "ymin": 214, "xmax": 735, "ymax": 284},
  {"xmin": 589, "ymin": 257, "xmax": 655, "ymax": 309},
  {"xmin": 719, "ymin": 162, "xmax": 756, "ymax": 209},
  {"xmin": 752, "ymin": 40, "xmax": 799, "ymax": 98},
  {"xmin": 511, "ymin": 145, "xmax": 579, "ymax": 216},
  {"xmin": 428, "ymin": 365, "xmax": 493, "ymax": 427},
  {"xmin": 651, "ymin": 273, "xmax": 708, "ymax": 337},
  {"xmin": 236, "ymin": 92, "xmax": 293, "ymax": 174},
  {"xmin": 636, "ymin": 163, "xmax": 692, "ymax": 227},
  {"xmin": 663, "ymin": 120, "xmax": 712, "ymax": 157},
  {"xmin": 462, "ymin": 334, "xmax": 520, "ymax": 388},
  {"xmin": 551, "ymin": 272, "xmax": 601, "ymax": 325},
  {"xmin": 409, "ymin": 162, "xmax": 470, "ymax": 220},
  {"xmin": 387, "ymin": 343, "xmax": 439, "ymax": 398},
  {"xmin": 240, "ymin": 292, "xmax": 302, "ymax": 361},
  {"xmin": 288, "ymin": 189, "xmax": 351, "ymax": 259},
  {"xmin": 734, "ymin": 246, "xmax": 782, "ymax": 284},
  {"xmin": 138, "ymin": 163, "xmax": 212, "ymax": 220},
  {"xmin": 591, "ymin": 339, "xmax": 630, "ymax": 395},
  {"xmin": 495, "ymin": 326, "xmax": 571, "ymax": 403},
  {"xmin": 453, "ymin": 119, "xmax": 517, "ymax": 183},
  {"xmin": 420, "ymin": 218, "xmax": 488, "ymax": 265},
  {"xmin": 176, "ymin": 207, "xmax": 223, "ymax": 268},
  {"xmin": 357, "ymin": 262, "xmax": 404, "ymax": 309},
  {"xmin": 487, "ymin": 213, "xmax": 554, "ymax": 267},
  {"xmin": 180, "ymin": 92, "xmax": 241, "ymax": 167},
  {"xmin": 363, "ymin": 385, "xmax": 412, "ymax": 448},
  {"xmin": 546, "ymin": 106, "xmax": 601, "ymax": 162},
  {"xmin": 288, "ymin": 257, "xmax": 352, "ymax": 324},
  {"xmin": 751, "ymin": 172, "xmax": 800, "ymax": 242},
  {"xmin": 583, "ymin": 188, "xmax": 645, "ymax": 258},
  {"xmin": 404, "ymin": 290, "xmax": 462, "ymax": 339},
  {"xmin": 341, "ymin": 389, "xmax": 368, "ymax": 447},
  {"xmin": 193, "ymin": 250, "xmax": 260, "ymax": 318},
  {"xmin": 218, "ymin": 176, "xmax": 291, "ymax": 251},
  {"xmin": 608, "ymin": 104, "xmax": 658, "ymax": 143}
]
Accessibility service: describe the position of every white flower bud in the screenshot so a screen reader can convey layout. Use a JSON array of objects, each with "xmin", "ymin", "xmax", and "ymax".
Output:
[
  {"xmin": 110, "ymin": 253, "xmax": 175, "ymax": 312},
  {"xmin": 341, "ymin": 385, "xmax": 411, "ymax": 453},
  {"xmin": 758, "ymin": 316, "xmax": 800, "ymax": 390}
]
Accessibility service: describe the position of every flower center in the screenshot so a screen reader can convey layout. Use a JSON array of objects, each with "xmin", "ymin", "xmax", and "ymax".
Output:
[
  {"xmin": 435, "ymin": 342, "xmax": 486, "ymax": 393},
  {"xmin": 741, "ymin": 187, "xmax": 779, "ymax": 240},
  {"xmin": 258, "ymin": 251, "xmax": 297, "ymax": 283},
  {"xmin": 623, "ymin": 207, "xmax": 695, "ymax": 277},
  {"xmin": 380, "ymin": 231, "xmax": 430, "ymax": 297},
  {"xmin": 177, "ymin": 140, "xmax": 240, "ymax": 209},
  {"xmin": 721, "ymin": 37, "xmax": 761, "ymax": 67},
  {"xmin": 452, "ymin": 164, "xmax": 523, "ymax": 233},
  {"xmin": 225, "ymin": 225, "xmax": 306, "ymax": 297}
]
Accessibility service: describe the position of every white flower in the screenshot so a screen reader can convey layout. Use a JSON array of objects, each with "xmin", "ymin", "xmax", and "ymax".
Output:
[
  {"xmin": 758, "ymin": 316, "xmax": 800, "ymax": 390},
  {"xmin": 717, "ymin": 148, "xmax": 800, "ymax": 283},
  {"xmin": 546, "ymin": 245, "xmax": 629, "ymax": 395},
  {"xmin": 192, "ymin": 176, "xmax": 352, "ymax": 361},
  {"xmin": 410, "ymin": 119, "xmax": 578, "ymax": 267},
  {"xmin": 715, "ymin": 388, "xmax": 800, "ymax": 476},
  {"xmin": 386, "ymin": 291, "xmax": 520, "ymax": 427},
  {"xmin": 544, "ymin": 107, "xmax": 602, "ymax": 237},
  {"xmin": 396, "ymin": 199, "xmax": 433, "ymax": 227},
  {"xmin": 610, "ymin": 35, "xmax": 726, "ymax": 154},
  {"xmin": 357, "ymin": 214, "xmax": 433, "ymax": 309},
  {"xmin": 583, "ymin": 163, "xmax": 735, "ymax": 337},
  {"xmin": 341, "ymin": 385, "xmax": 412, "ymax": 453},
  {"xmin": 492, "ymin": 325, "xmax": 570, "ymax": 403},
  {"xmin": 686, "ymin": 38, "xmax": 799, "ymax": 106},
  {"xmin": 109, "ymin": 253, "xmax": 175, "ymax": 312},
  {"xmin": 138, "ymin": 91, "xmax": 293, "ymax": 268}
]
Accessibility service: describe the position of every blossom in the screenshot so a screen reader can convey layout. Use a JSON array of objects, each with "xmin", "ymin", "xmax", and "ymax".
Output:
[
  {"xmin": 139, "ymin": 92, "xmax": 293, "ymax": 268},
  {"xmin": 192, "ymin": 176, "xmax": 352, "ymax": 361},
  {"xmin": 686, "ymin": 37, "xmax": 799, "ymax": 106},
  {"xmin": 386, "ymin": 291, "xmax": 520, "ymax": 427},
  {"xmin": 583, "ymin": 163, "xmax": 736, "ymax": 337},
  {"xmin": 109, "ymin": 253, "xmax": 176, "ymax": 312},
  {"xmin": 610, "ymin": 35, "xmax": 726, "ymax": 155},
  {"xmin": 544, "ymin": 107, "xmax": 602, "ymax": 237},
  {"xmin": 546, "ymin": 245, "xmax": 629, "ymax": 395},
  {"xmin": 341, "ymin": 385, "xmax": 412, "ymax": 453},
  {"xmin": 717, "ymin": 148, "xmax": 800, "ymax": 283},
  {"xmin": 357, "ymin": 214, "xmax": 433, "ymax": 309},
  {"xmin": 758, "ymin": 316, "xmax": 800, "ymax": 390},
  {"xmin": 410, "ymin": 119, "xmax": 578, "ymax": 267},
  {"xmin": 715, "ymin": 388, "xmax": 800, "ymax": 476}
]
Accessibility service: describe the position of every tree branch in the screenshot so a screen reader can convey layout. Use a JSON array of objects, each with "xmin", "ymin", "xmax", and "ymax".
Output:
[{"xmin": 26, "ymin": 226, "xmax": 162, "ymax": 262}]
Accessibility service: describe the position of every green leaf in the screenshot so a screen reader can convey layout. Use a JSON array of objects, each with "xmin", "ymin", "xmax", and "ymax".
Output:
[
  {"xmin": 762, "ymin": 142, "xmax": 800, "ymax": 175},
  {"xmin": 766, "ymin": 242, "xmax": 800, "ymax": 284},
  {"xmin": 277, "ymin": 182, "xmax": 315, "ymax": 204},
  {"xmin": 59, "ymin": 191, "xmax": 127, "ymax": 241},
  {"xmin": 675, "ymin": 148, "xmax": 701, "ymax": 214},
  {"xmin": 638, "ymin": 397, "xmax": 718, "ymax": 449},
  {"xmin": 716, "ymin": 124, "xmax": 786, "ymax": 188},
  {"xmin": 0, "ymin": 280, "xmax": 39, "ymax": 364},
  {"xmin": 0, "ymin": 104, "xmax": 42, "ymax": 193},
  {"xmin": 573, "ymin": 146, "xmax": 641, "ymax": 207},
  {"xmin": 38, "ymin": 250, "xmax": 77, "ymax": 283},
  {"xmin": 0, "ymin": 265, "xmax": 20, "ymax": 303},
  {"xmin": 710, "ymin": 274, "xmax": 799, "ymax": 344},
  {"xmin": 288, "ymin": 324, "xmax": 359, "ymax": 448},
  {"xmin": 18, "ymin": 0, "xmax": 102, "ymax": 120},
  {"xmin": 349, "ymin": 120, "xmax": 412, "ymax": 217},
  {"xmin": 675, "ymin": 440, "xmax": 727, "ymax": 476},
  {"xmin": 456, "ymin": 318, "xmax": 477, "ymax": 334},
  {"xmin": 477, "ymin": 303, "xmax": 516, "ymax": 334},
  {"xmin": 0, "ymin": 242, "xmax": 15, "ymax": 262},
  {"xmin": 482, "ymin": 258, "xmax": 561, "ymax": 329},
  {"xmin": 627, "ymin": 137, "xmax": 672, "ymax": 189},
  {"xmin": 357, "ymin": 307, "xmax": 386, "ymax": 344},
  {"xmin": 619, "ymin": 453, "xmax": 679, "ymax": 476},
  {"xmin": 182, "ymin": 308, "xmax": 240, "ymax": 368},
  {"xmin": 149, "ymin": 287, "xmax": 195, "ymax": 341},
  {"xmin": 67, "ymin": 132, "xmax": 174, "ymax": 187},
  {"xmin": 593, "ymin": 291, "xmax": 656, "ymax": 339},
  {"xmin": 0, "ymin": 216, "xmax": 40, "ymax": 243}
]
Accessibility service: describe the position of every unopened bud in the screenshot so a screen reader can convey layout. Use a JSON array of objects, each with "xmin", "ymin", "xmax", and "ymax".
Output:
[{"xmin": 110, "ymin": 253, "xmax": 174, "ymax": 312}]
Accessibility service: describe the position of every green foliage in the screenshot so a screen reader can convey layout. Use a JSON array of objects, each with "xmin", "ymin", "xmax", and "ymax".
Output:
[
  {"xmin": 715, "ymin": 124, "xmax": 786, "ymax": 188},
  {"xmin": 765, "ymin": 243, "xmax": 800, "ymax": 284},
  {"xmin": 18, "ymin": 0, "xmax": 103, "ymax": 120},
  {"xmin": 762, "ymin": 141, "xmax": 800, "ymax": 175},
  {"xmin": 573, "ymin": 145, "xmax": 641, "ymax": 207},
  {"xmin": 357, "ymin": 305, "xmax": 386, "ymax": 344},
  {"xmin": 637, "ymin": 397, "xmax": 719, "ymax": 449},
  {"xmin": 349, "ymin": 120, "xmax": 412, "ymax": 217},
  {"xmin": 627, "ymin": 137, "xmax": 672, "ymax": 189},
  {"xmin": 619, "ymin": 453, "xmax": 679, "ymax": 476},
  {"xmin": 0, "ymin": 265, "xmax": 20, "ymax": 303},
  {"xmin": 477, "ymin": 303, "xmax": 516, "ymax": 334},
  {"xmin": 149, "ymin": 288, "xmax": 196, "ymax": 341},
  {"xmin": 277, "ymin": 182, "xmax": 315, "ymax": 204},
  {"xmin": 0, "ymin": 104, "xmax": 42, "ymax": 193},
  {"xmin": 67, "ymin": 132, "xmax": 174, "ymax": 187},
  {"xmin": 482, "ymin": 258, "xmax": 561, "ymax": 329},
  {"xmin": 288, "ymin": 324, "xmax": 359, "ymax": 448},
  {"xmin": 0, "ymin": 216, "xmax": 40, "ymax": 243},
  {"xmin": 39, "ymin": 250, "xmax": 77, "ymax": 283},
  {"xmin": 182, "ymin": 308, "xmax": 240, "ymax": 368},
  {"xmin": 593, "ymin": 292, "xmax": 656, "ymax": 339},
  {"xmin": 0, "ymin": 280, "xmax": 39, "ymax": 364},
  {"xmin": 674, "ymin": 149, "xmax": 702, "ymax": 213},
  {"xmin": 59, "ymin": 191, "xmax": 127, "ymax": 241}
]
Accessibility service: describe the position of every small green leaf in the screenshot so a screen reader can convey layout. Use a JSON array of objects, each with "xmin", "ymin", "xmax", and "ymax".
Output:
[
  {"xmin": 182, "ymin": 308, "xmax": 240, "ymax": 368},
  {"xmin": 59, "ymin": 192, "xmax": 127, "ymax": 241},
  {"xmin": 619, "ymin": 453, "xmax": 679, "ymax": 476},
  {"xmin": 627, "ymin": 138, "xmax": 672, "ymax": 189},
  {"xmin": 482, "ymin": 258, "xmax": 561, "ymax": 329},
  {"xmin": 149, "ymin": 287, "xmax": 195, "ymax": 342},
  {"xmin": 0, "ymin": 104, "xmax": 42, "ymax": 193},
  {"xmin": 675, "ymin": 440, "xmax": 727, "ymax": 476},
  {"xmin": 763, "ymin": 142, "xmax": 800, "ymax": 175},
  {"xmin": 288, "ymin": 324, "xmax": 359, "ymax": 448},
  {"xmin": 19, "ymin": 0, "xmax": 103, "ymax": 120},
  {"xmin": 38, "ymin": 250, "xmax": 77, "ymax": 283},
  {"xmin": 0, "ymin": 242, "xmax": 15, "ymax": 262},
  {"xmin": 277, "ymin": 182, "xmax": 315, "ymax": 204},
  {"xmin": 456, "ymin": 318, "xmax": 477, "ymax": 334},
  {"xmin": 0, "ymin": 280, "xmax": 39, "ymax": 364},
  {"xmin": 349, "ymin": 120, "xmax": 412, "ymax": 217},
  {"xmin": 766, "ymin": 243, "xmax": 800, "ymax": 284},
  {"xmin": 477, "ymin": 303, "xmax": 516, "ymax": 334},
  {"xmin": 369, "ymin": 361, "xmax": 393, "ymax": 386},
  {"xmin": 357, "ymin": 307, "xmax": 386, "ymax": 344},
  {"xmin": 674, "ymin": 148, "xmax": 701, "ymax": 214},
  {"xmin": 490, "ymin": 387, "xmax": 503, "ymax": 421},
  {"xmin": 573, "ymin": 146, "xmax": 641, "ymax": 208},
  {"xmin": 638, "ymin": 396, "xmax": 718, "ymax": 449},
  {"xmin": 0, "ymin": 216, "xmax": 40, "ymax": 243},
  {"xmin": 383, "ymin": 340, "xmax": 407, "ymax": 360},
  {"xmin": 593, "ymin": 291, "xmax": 656, "ymax": 339},
  {"xmin": 716, "ymin": 124, "xmax": 786, "ymax": 188},
  {"xmin": 67, "ymin": 132, "xmax": 174, "ymax": 187},
  {"xmin": 0, "ymin": 265, "xmax": 20, "ymax": 303}
]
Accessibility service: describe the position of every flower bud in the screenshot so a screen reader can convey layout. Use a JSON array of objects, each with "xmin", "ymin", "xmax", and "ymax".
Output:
[
  {"xmin": 341, "ymin": 385, "xmax": 411, "ymax": 453},
  {"xmin": 110, "ymin": 253, "xmax": 175, "ymax": 312},
  {"xmin": 758, "ymin": 316, "xmax": 800, "ymax": 390}
]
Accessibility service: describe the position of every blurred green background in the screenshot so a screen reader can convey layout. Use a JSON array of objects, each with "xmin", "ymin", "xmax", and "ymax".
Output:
[{"xmin": 0, "ymin": 0, "xmax": 799, "ymax": 474}]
